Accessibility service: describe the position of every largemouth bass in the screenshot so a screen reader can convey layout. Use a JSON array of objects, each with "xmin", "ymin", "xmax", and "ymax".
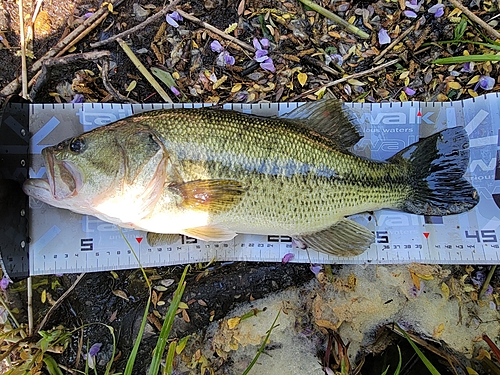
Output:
[{"xmin": 23, "ymin": 101, "xmax": 479, "ymax": 256}]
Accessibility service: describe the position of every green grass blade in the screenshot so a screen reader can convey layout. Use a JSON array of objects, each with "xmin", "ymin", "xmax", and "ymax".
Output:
[
  {"xmin": 123, "ymin": 294, "xmax": 151, "ymax": 375},
  {"xmin": 432, "ymin": 54, "xmax": 500, "ymax": 64},
  {"xmin": 43, "ymin": 354, "xmax": 64, "ymax": 375},
  {"xmin": 148, "ymin": 265, "xmax": 189, "ymax": 375},
  {"xmin": 396, "ymin": 325, "xmax": 441, "ymax": 375},
  {"xmin": 394, "ymin": 345, "xmax": 402, "ymax": 375},
  {"xmin": 163, "ymin": 341, "xmax": 177, "ymax": 375},
  {"xmin": 381, "ymin": 366, "xmax": 390, "ymax": 375},
  {"xmin": 241, "ymin": 310, "xmax": 281, "ymax": 375}
]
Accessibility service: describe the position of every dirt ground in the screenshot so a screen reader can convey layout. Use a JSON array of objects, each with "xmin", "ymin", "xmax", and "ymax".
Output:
[{"xmin": 1, "ymin": 0, "xmax": 500, "ymax": 373}]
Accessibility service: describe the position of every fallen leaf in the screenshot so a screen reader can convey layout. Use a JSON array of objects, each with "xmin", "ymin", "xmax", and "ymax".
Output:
[
  {"xmin": 41, "ymin": 289, "xmax": 47, "ymax": 304},
  {"xmin": 178, "ymin": 301, "xmax": 189, "ymax": 309},
  {"xmin": 433, "ymin": 323, "xmax": 445, "ymax": 339},
  {"xmin": 441, "ymin": 282, "xmax": 450, "ymax": 299},
  {"xmin": 181, "ymin": 308, "xmax": 190, "ymax": 323},
  {"xmin": 227, "ymin": 317, "xmax": 241, "ymax": 329},
  {"xmin": 112, "ymin": 289, "xmax": 130, "ymax": 302},
  {"xmin": 297, "ymin": 72, "xmax": 308, "ymax": 87}
]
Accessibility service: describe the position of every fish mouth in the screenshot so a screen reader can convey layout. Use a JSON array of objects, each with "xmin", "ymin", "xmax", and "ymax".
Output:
[{"xmin": 42, "ymin": 148, "xmax": 83, "ymax": 200}]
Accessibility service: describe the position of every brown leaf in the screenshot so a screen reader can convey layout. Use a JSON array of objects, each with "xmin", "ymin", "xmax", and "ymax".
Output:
[
  {"xmin": 182, "ymin": 308, "xmax": 190, "ymax": 323},
  {"xmin": 112, "ymin": 289, "xmax": 130, "ymax": 302}
]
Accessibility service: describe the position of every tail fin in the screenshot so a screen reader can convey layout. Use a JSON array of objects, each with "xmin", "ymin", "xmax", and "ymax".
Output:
[{"xmin": 389, "ymin": 127, "xmax": 479, "ymax": 216}]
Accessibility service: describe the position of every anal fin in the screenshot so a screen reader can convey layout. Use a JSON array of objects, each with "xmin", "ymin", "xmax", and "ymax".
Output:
[
  {"xmin": 295, "ymin": 219, "xmax": 374, "ymax": 256},
  {"xmin": 146, "ymin": 232, "xmax": 181, "ymax": 247},
  {"xmin": 181, "ymin": 226, "xmax": 237, "ymax": 242}
]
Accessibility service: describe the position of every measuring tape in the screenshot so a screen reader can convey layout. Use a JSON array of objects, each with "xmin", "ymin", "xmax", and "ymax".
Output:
[{"xmin": 17, "ymin": 94, "xmax": 500, "ymax": 274}]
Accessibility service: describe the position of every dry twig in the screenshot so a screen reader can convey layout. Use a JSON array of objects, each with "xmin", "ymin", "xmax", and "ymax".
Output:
[
  {"xmin": 18, "ymin": 0, "xmax": 28, "ymax": 100},
  {"xmin": 89, "ymin": 0, "xmax": 181, "ymax": 48},
  {"xmin": 290, "ymin": 58, "xmax": 401, "ymax": 101},
  {"xmin": 36, "ymin": 273, "xmax": 86, "ymax": 332},
  {"xmin": 175, "ymin": 9, "xmax": 255, "ymax": 53},
  {"xmin": 373, "ymin": 25, "xmax": 416, "ymax": 63},
  {"xmin": 101, "ymin": 58, "xmax": 139, "ymax": 103}
]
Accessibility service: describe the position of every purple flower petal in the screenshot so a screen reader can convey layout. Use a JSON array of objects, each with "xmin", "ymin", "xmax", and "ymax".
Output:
[
  {"xmin": 475, "ymin": 75, "xmax": 496, "ymax": 91},
  {"xmin": 282, "ymin": 253, "xmax": 295, "ymax": 264},
  {"xmin": 461, "ymin": 61, "xmax": 473, "ymax": 73},
  {"xmin": 403, "ymin": 10, "xmax": 418, "ymax": 17},
  {"xmin": 310, "ymin": 264, "xmax": 322, "ymax": 275},
  {"xmin": 88, "ymin": 343, "xmax": 102, "ymax": 357},
  {"xmin": 260, "ymin": 38, "xmax": 270, "ymax": 49},
  {"xmin": 254, "ymin": 49, "xmax": 269, "ymax": 62},
  {"xmin": 210, "ymin": 40, "xmax": 224, "ymax": 53},
  {"xmin": 329, "ymin": 54, "xmax": 343, "ymax": 66},
  {"xmin": 434, "ymin": 6, "xmax": 444, "ymax": 17},
  {"xmin": 83, "ymin": 12, "xmax": 94, "ymax": 19},
  {"xmin": 166, "ymin": 14, "xmax": 179, "ymax": 27},
  {"xmin": 260, "ymin": 57, "xmax": 275, "ymax": 72},
  {"xmin": 0, "ymin": 277, "xmax": 11, "ymax": 290},
  {"xmin": 485, "ymin": 284, "xmax": 493, "ymax": 296},
  {"xmin": 404, "ymin": 87, "xmax": 416, "ymax": 96},
  {"xmin": 252, "ymin": 38, "xmax": 262, "ymax": 51},
  {"xmin": 224, "ymin": 53, "xmax": 235, "ymax": 66},
  {"xmin": 71, "ymin": 94, "xmax": 84, "ymax": 103},
  {"xmin": 405, "ymin": 0, "xmax": 422, "ymax": 11},
  {"xmin": 428, "ymin": 3, "xmax": 444, "ymax": 15},
  {"xmin": 378, "ymin": 28, "xmax": 391, "ymax": 45},
  {"xmin": 169, "ymin": 11, "xmax": 183, "ymax": 21},
  {"xmin": 170, "ymin": 86, "xmax": 180, "ymax": 96}
]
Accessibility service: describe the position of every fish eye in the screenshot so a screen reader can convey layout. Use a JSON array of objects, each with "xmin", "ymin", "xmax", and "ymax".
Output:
[{"xmin": 69, "ymin": 138, "xmax": 85, "ymax": 153}]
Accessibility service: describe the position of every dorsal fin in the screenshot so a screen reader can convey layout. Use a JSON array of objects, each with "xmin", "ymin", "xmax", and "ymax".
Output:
[{"xmin": 283, "ymin": 100, "xmax": 363, "ymax": 148}]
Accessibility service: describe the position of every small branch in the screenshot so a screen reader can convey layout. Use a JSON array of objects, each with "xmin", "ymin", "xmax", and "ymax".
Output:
[
  {"xmin": 297, "ymin": 0, "xmax": 369, "ymax": 39},
  {"xmin": 373, "ymin": 24, "xmax": 416, "ymax": 63},
  {"xmin": 290, "ymin": 58, "xmax": 400, "ymax": 101},
  {"xmin": 18, "ymin": 0, "xmax": 29, "ymax": 100},
  {"xmin": 479, "ymin": 265, "xmax": 496, "ymax": 299},
  {"xmin": 175, "ymin": 9, "xmax": 255, "ymax": 52},
  {"xmin": 36, "ymin": 273, "xmax": 86, "ymax": 333},
  {"xmin": 90, "ymin": 0, "xmax": 181, "ymax": 48},
  {"xmin": 117, "ymin": 38, "xmax": 173, "ymax": 103},
  {"xmin": 27, "ymin": 276, "xmax": 33, "ymax": 335},
  {"xmin": 447, "ymin": 0, "xmax": 500, "ymax": 41},
  {"xmin": 300, "ymin": 55, "xmax": 341, "ymax": 77},
  {"xmin": 29, "ymin": 51, "xmax": 112, "ymax": 99},
  {"xmin": 101, "ymin": 58, "xmax": 139, "ymax": 103}
]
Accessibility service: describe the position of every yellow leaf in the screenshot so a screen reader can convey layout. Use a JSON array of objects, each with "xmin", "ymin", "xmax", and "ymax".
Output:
[
  {"xmin": 107, "ymin": 3, "xmax": 113, "ymax": 12},
  {"xmin": 409, "ymin": 270, "xmax": 420, "ymax": 290},
  {"xmin": 192, "ymin": 40, "xmax": 199, "ymax": 48},
  {"xmin": 347, "ymin": 78, "xmax": 366, "ymax": 86},
  {"xmin": 348, "ymin": 15, "xmax": 356, "ymax": 24},
  {"xmin": 297, "ymin": 72, "xmax": 308, "ymax": 87},
  {"xmin": 399, "ymin": 91, "xmax": 408, "ymax": 102},
  {"xmin": 433, "ymin": 323, "xmax": 445, "ymax": 339},
  {"xmin": 176, "ymin": 335, "xmax": 190, "ymax": 354},
  {"xmin": 126, "ymin": 80, "xmax": 137, "ymax": 92},
  {"xmin": 466, "ymin": 367, "xmax": 480, "ymax": 375},
  {"xmin": 399, "ymin": 71, "xmax": 410, "ymax": 80},
  {"xmin": 68, "ymin": 46, "xmax": 77, "ymax": 53},
  {"xmin": 441, "ymin": 282, "xmax": 450, "ymax": 299},
  {"xmin": 110, "ymin": 271, "xmax": 119, "ymax": 279},
  {"xmin": 467, "ymin": 75, "xmax": 481, "ymax": 85},
  {"xmin": 468, "ymin": 89, "xmax": 478, "ymax": 97},
  {"xmin": 41, "ymin": 289, "xmax": 46, "ymax": 304},
  {"xmin": 315, "ymin": 86, "xmax": 326, "ymax": 99},
  {"xmin": 213, "ymin": 75, "xmax": 227, "ymax": 89},
  {"xmin": 463, "ymin": 284, "xmax": 476, "ymax": 292},
  {"xmin": 415, "ymin": 273, "xmax": 434, "ymax": 281},
  {"xmin": 227, "ymin": 317, "xmax": 241, "ymax": 329},
  {"xmin": 178, "ymin": 301, "xmax": 189, "ymax": 309},
  {"xmin": 448, "ymin": 81, "xmax": 462, "ymax": 90},
  {"xmin": 231, "ymin": 83, "xmax": 243, "ymax": 93},
  {"xmin": 224, "ymin": 23, "xmax": 238, "ymax": 34},
  {"xmin": 172, "ymin": 71, "xmax": 180, "ymax": 80}
]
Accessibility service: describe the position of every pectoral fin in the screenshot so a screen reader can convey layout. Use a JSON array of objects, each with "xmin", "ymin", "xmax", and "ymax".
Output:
[
  {"xmin": 295, "ymin": 219, "xmax": 374, "ymax": 256},
  {"xmin": 174, "ymin": 179, "xmax": 246, "ymax": 212},
  {"xmin": 146, "ymin": 232, "xmax": 180, "ymax": 247},
  {"xmin": 181, "ymin": 226, "xmax": 237, "ymax": 242}
]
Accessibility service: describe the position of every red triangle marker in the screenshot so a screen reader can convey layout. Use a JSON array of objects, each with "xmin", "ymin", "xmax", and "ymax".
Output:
[
  {"xmin": 136, "ymin": 237, "xmax": 143, "ymax": 244},
  {"xmin": 423, "ymin": 232, "xmax": 429, "ymax": 239},
  {"xmin": 417, "ymin": 111, "xmax": 422, "ymax": 117}
]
